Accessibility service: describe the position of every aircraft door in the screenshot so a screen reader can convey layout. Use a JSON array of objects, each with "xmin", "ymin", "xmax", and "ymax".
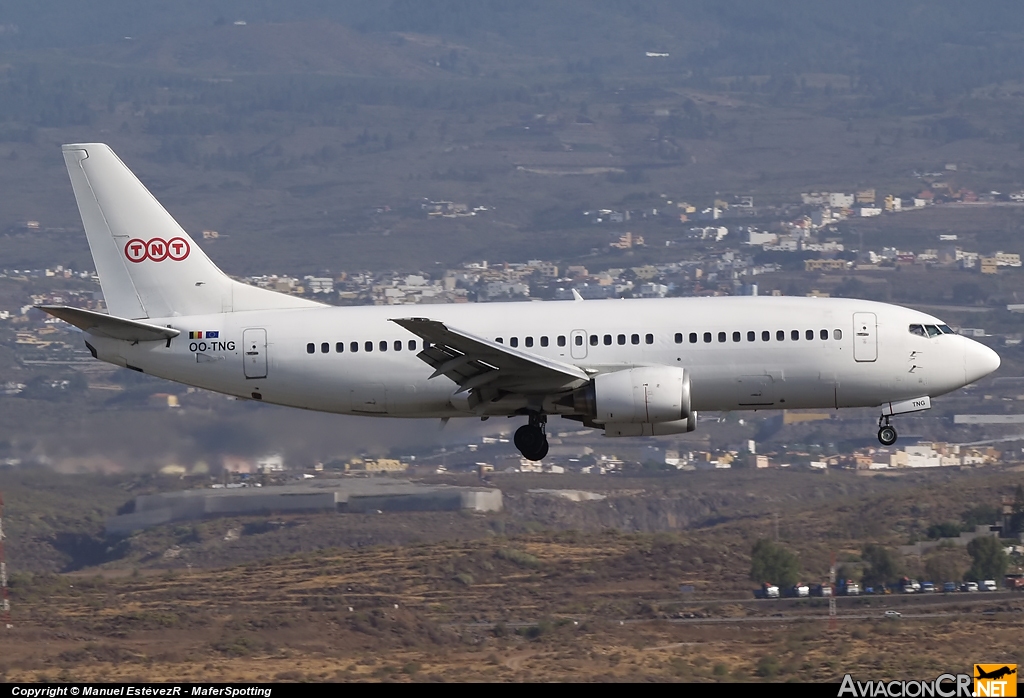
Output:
[
  {"xmin": 242, "ymin": 328, "xmax": 268, "ymax": 379},
  {"xmin": 853, "ymin": 312, "xmax": 877, "ymax": 362},
  {"xmin": 570, "ymin": 329, "xmax": 588, "ymax": 360},
  {"xmin": 736, "ymin": 375, "xmax": 775, "ymax": 407}
]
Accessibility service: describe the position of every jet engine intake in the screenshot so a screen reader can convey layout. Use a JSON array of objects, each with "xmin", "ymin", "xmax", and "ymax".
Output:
[{"xmin": 572, "ymin": 366, "xmax": 691, "ymax": 424}]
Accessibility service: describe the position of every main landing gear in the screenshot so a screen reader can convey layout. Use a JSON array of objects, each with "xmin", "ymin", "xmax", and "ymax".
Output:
[
  {"xmin": 877, "ymin": 415, "xmax": 898, "ymax": 446},
  {"xmin": 514, "ymin": 413, "xmax": 549, "ymax": 461}
]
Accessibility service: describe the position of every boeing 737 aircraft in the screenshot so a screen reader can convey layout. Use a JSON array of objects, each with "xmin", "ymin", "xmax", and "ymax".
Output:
[{"xmin": 39, "ymin": 144, "xmax": 1001, "ymax": 461}]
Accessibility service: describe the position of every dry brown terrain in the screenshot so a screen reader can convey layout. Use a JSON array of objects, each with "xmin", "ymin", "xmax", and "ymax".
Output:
[{"xmin": 0, "ymin": 529, "xmax": 1020, "ymax": 682}]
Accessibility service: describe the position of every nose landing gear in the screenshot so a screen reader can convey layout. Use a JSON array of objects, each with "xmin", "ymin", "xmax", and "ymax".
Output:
[
  {"xmin": 877, "ymin": 415, "xmax": 898, "ymax": 446},
  {"xmin": 514, "ymin": 413, "xmax": 549, "ymax": 461}
]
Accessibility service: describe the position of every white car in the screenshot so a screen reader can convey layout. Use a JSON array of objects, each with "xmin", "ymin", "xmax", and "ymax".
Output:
[
  {"xmin": 883, "ymin": 610, "xmax": 902, "ymax": 618},
  {"xmin": 981, "ymin": 580, "xmax": 998, "ymax": 592}
]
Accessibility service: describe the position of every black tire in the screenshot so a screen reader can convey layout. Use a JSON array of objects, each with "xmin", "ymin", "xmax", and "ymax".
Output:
[
  {"xmin": 526, "ymin": 439, "xmax": 549, "ymax": 462},
  {"xmin": 515, "ymin": 425, "xmax": 546, "ymax": 458},
  {"xmin": 514, "ymin": 425, "xmax": 532, "ymax": 452},
  {"xmin": 878, "ymin": 426, "xmax": 897, "ymax": 446}
]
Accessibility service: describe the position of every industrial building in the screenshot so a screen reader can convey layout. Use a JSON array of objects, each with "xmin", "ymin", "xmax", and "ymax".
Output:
[{"xmin": 106, "ymin": 479, "xmax": 502, "ymax": 536}]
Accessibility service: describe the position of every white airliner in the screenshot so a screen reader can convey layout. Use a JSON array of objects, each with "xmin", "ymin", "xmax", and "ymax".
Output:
[{"xmin": 39, "ymin": 144, "xmax": 1000, "ymax": 460}]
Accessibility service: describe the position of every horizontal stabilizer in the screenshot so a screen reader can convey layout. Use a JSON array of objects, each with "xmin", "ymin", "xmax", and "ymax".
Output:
[{"xmin": 37, "ymin": 305, "xmax": 180, "ymax": 342}]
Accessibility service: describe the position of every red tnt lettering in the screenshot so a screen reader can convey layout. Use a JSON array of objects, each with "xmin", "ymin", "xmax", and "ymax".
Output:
[
  {"xmin": 125, "ymin": 238, "xmax": 148, "ymax": 263},
  {"xmin": 167, "ymin": 236, "xmax": 190, "ymax": 261},
  {"xmin": 146, "ymin": 238, "xmax": 169, "ymax": 261},
  {"xmin": 125, "ymin": 236, "xmax": 190, "ymax": 262}
]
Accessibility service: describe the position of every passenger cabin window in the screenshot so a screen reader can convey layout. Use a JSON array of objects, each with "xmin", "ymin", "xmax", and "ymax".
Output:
[
  {"xmin": 336, "ymin": 342, "xmax": 344, "ymax": 353},
  {"xmin": 806, "ymin": 329, "xmax": 814, "ymax": 341},
  {"xmin": 733, "ymin": 331, "xmax": 741, "ymax": 342},
  {"xmin": 689, "ymin": 333, "xmax": 698, "ymax": 344},
  {"xmin": 791, "ymin": 330, "xmax": 800, "ymax": 341},
  {"xmin": 776, "ymin": 330, "xmax": 785, "ymax": 341},
  {"xmin": 631, "ymin": 334, "xmax": 640, "ymax": 345},
  {"xmin": 646, "ymin": 333, "xmax": 654, "ymax": 344},
  {"xmin": 762, "ymin": 331, "xmax": 770, "ymax": 341},
  {"xmin": 496, "ymin": 337, "xmax": 503, "ymax": 344},
  {"xmin": 674, "ymin": 333, "xmax": 682, "ymax": 344},
  {"xmin": 540, "ymin": 336, "xmax": 549, "ymax": 347},
  {"xmin": 574, "ymin": 335, "xmax": 583, "ymax": 346},
  {"xmin": 379, "ymin": 341, "xmax": 388, "ymax": 352},
  {"xmin": 603, "ymin": 334, "xmax": 612, "ymax": 345},
  {"xmin": 510, "ymin": 337, "xmax": 519, "ymax": 348},
  {"xmin": 525, "ymin": 337, "xmax": 534, "ymax": 347},
  {"xmin": 833, "ymin": 329, "xmax": 842, "ymax": 340},
  {"xmin": 408, "ymin": 340, "xmax": 417, "ymax": 351},
  {"xmin": 747, "ymin": 331, "xmax": 755, "ymax": 342},
  {"xmin": 703, "ymin": 332, "xmax": 712, "ymax": 343},
  {"xmin": 365, "ymin": 341, "xmax": 373, "ymax": 352},
  {"xmin": 717, "ymin": 332, "xmax": 726, "ymax": 343},
  {"xmin": 306, "ymin": 343, "xmax": 315, "ymax": 354},
  {"xmin": 350, "ymin": 342, "xmax": 358, "ymax": 353},
  {"xmin": 394, "ymin": 340, "xmax": 401, "ymax": 351},
  {"xmin": 820, "ymin": 329, "xmax": 828, "ymax": 340},
  {"xmin": 558, "ymin": 336, "xmax": 566, "ymax": 347},
  {"xmin": 321, "ymin": 342, "xmax": 329, "ymax": 354},
  {"xmin": 589, "ymin": 335, "xmax": 598, "ymax": 346}
]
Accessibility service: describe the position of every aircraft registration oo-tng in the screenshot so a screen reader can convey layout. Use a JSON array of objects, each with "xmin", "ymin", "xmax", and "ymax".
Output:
[{"xmin": 40, "ymin": 144, "xmax": 1001, "ymax": 461}]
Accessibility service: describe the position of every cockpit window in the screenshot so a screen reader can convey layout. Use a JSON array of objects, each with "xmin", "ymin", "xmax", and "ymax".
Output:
[
  {"xmin": 925, "ymin": 325, "xmax": 941, "ymax": 337},
  {"xmin": 938, "ymin": 325, "xmax": 955, "ymax": 334},
  {"xmin": 909, "ymin": 324, "xmax": 926, "ymax": 336}
]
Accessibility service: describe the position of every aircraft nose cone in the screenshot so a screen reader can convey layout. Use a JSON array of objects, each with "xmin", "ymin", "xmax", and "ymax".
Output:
[{"xmin": 964, "ymin": 339, "xmax": 1000, "ymax": 385}]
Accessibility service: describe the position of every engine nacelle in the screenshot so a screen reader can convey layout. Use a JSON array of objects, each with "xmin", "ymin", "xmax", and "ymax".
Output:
[{"xmin": 573, "ymin": 366, "xmax": 691, "ymax": 424}]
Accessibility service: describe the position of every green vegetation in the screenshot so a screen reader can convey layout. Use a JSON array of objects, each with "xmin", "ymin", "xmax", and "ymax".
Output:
[
  {"xmin": 861, "ymin": 545, "xmax": 900, "ymax": 589},
  {"xmin": 749, "ymin": 538, "xmax": 799, "ymax": 587},
  {"xmin": 926, "ymin": 522, "xmax": 964, "ymax": 540},
  {"xmin": 965, "ymin": 537, "xmax": 1008, "ymax": 582},
  {"xmin": 1010, "ymin": 485, "xmax": 1024, "ymax": 536}
]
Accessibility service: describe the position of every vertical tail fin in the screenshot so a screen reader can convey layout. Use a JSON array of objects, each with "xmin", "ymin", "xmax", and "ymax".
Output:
[{"xmin": 62, "ymin": 143, "xmax": 322, "ymax": 319}]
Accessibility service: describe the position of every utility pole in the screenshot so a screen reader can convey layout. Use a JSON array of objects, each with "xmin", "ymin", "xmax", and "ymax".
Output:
[
  {"xmin": 0, "ymin": 492, "xmax": 10, "ymax": 628},
  {"xmin": 828, "ymin": 551, "xmax": 837, "ymax": 632}
]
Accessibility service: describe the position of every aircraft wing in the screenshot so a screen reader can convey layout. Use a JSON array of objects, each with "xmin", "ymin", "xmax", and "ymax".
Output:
[
  {"xmin": 36, "ymin": 305, "xmax": 180, "ymax": 342},
  {"xmin": 390, "ymin": 317, "xmax": 590, "ymax": 395}
]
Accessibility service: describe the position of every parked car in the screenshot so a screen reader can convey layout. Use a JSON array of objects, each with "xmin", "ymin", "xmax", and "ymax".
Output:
[
  {"xmin": 783, "ymin": 583, "xmax": 810, "ymax": 598},
  {"xmin": 943, "ymin": 582, "xmax": 958, "ymax": 593},
  {"xmin": 961, "ymin": 581, "xmax": 979, "ymax": 592},
  {"xmin": 883, "ymin": 610, "xmax": 902, "ymax": 618},
  {"xmin": 981, "ymin": 580, "xmax": 998, "ymax": 592},
  {"xmin": 921, "ymin": 582, "xmax": 936, "ymax": 593}
]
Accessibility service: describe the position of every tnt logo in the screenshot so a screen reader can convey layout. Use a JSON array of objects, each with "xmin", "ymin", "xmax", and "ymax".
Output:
[
  {"xmin": 124, "ymin": 237, "xmax": 190, "ymax": 263},
  {"xmin": 975, "ymin": 665, "xmax": 1017, "ymax": 697}
]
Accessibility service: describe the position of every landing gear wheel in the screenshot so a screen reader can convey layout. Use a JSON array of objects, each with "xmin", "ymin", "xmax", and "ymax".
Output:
[
  {"xmin": 877, "ymin": 425, "xmax": 897, "ymax": 446},
  {"xmin": 527, "ymin": 439, "xmax": 549, "ymax": 462},
  {"xmin": 514, "ymin": 414, "xmax": 549, "ymax": 461},
  {"xmin": 514, "ymin": 425, "xmax": 541, "ymax": 453}
]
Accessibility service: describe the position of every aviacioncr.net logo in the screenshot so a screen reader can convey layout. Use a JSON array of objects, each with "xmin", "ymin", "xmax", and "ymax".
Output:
[
  {"xmin": 838, "ymin": 673, "xmax": 973, "ymax": 697},
  {"xmin": 975, "ymin": 665, "xmax": 1017, "ymax": 698}
]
